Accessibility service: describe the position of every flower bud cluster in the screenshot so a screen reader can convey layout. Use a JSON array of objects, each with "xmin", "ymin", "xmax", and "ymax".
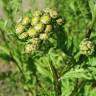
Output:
[{"xmin": 15, "ymin": 8, "xmax": 64, "ymax": 53}]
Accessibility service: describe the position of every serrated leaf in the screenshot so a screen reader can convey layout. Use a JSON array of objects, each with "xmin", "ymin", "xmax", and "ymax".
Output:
[
  {"xmin": 60, "ymin": 68, "xmax": 91, "ymax": 80},
  {"xmin": 35, "ymin": 63, "xmax": 52, "ymax": 78}
]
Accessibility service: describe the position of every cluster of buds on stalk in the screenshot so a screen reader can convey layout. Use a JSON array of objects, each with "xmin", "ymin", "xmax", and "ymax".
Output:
[
  {"xmin": 15, "ymin": 8, "xmax": 64, "ymax": 53},
  {"xmin": 79, "ymin": 38, "xmax": 94, "ymax": 56}
]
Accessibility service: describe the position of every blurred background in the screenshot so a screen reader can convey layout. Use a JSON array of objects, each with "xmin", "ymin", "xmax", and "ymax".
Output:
[{"xmin": 0, "ymin": 0, "xmax": 46, "ymax": 17}]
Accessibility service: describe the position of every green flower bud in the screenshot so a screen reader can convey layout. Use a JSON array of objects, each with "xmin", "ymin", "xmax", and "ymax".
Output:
[
  {"xmin": 22, "ymin": 16, "xmax": 30, "ymax": 25},
  {"xmin": 45, "ymin": 25, "xmax": 52, "ymax": 33},
  {"xmin": 56, "ymin": 18, "xmax": 63, "ymax": 25},
  {"xmin": 16, "ymin": 24, "xmax": 24, "ymax": 34},
  {"xmin": 25, "ymin": 44, "xmax": 33, "ymax": 53},
  {"xmin": 32, "ymin": 38, "xmax": 40, "ymax": 45},
  {"xmin": 43, "ymin": 8, "xmax": 51, "ymax": 14},
  {"xmin": 34, "ymin": 23, "xmax": 44, "ymax": 32},
  {"xmin": 18, "ymin": 32, "xmax": 28, "ymax": 40},
  {"xmin": 25, "ymin": 38, "xmax": 40, "ymax": 53},
  {"xmin": 79, "ymin": 39, "xmax": 94, "ymax": 56},
  {"xmin": 41, "ymin": 14, "xmax": 51, "ymax": 24},
  {"xmin": 27, "ymin": 28, "xmax": 37, "ymax": 37},
  {"xmin": 33, "ymin": 10, "xmax": 42, "ymax": 17},
  {"xmin": 49, "ymin": 9, "xmax": 59, "ymax": 19},
  {"xmin": 31, "ymin": 17, "xmax": 39, "ymax": 26},
  {"xmin": 39, "ymin": 33, "xmax": 48, "ymax": 40}
]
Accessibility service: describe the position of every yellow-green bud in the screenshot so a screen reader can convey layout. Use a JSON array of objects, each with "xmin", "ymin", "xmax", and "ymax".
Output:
[
  {"xmin": 27, "ymin": 28, "xmax": 37, "ymax": 37},
  {"xmin": 56, "ymin": 18, "xmax": 63, "ymax": 25},
  {"xmin": 31, "ymin": 17, "xmax": 39, "ymax": 26},
  {"xmin": 43, "ymin": 8, "xmax": 51, "ymax": 14},
  {"xmin": 79, "ymin": 39, "xmax": 94, "ymax": 56},
  {"xmin": 22, "ymin": 16, "xmax": 30, "ymax": 25},
  {"xmin": 33, "ymin": 10, "xmax": 42, "ymax": 17},
  {"xmin": 41, "ymin": 15, "xmax": 51, "ymax": 24},
  {"xmin": 25, "ymin": 38, "xmax": 39, "ymax": 53},
  {"xmin": 49, "ymin": 9, "xmax": 59, "ymax": 19},
  {"xmin": 16, "ymin": 24, "xmax": 24, "ymax": 34},
  {"xmin": 18, "ymin": 32, "xmax": 28, "ymax": 40},
  {"xmin": 34, "ymin": 23, "xmax": 44, "ymax": 32},
  {"xmin": 39, "ymin": 33, "xmax": 48, "ymax": 40},
  {"xmin": 32, "ymin": 38, "xmax": 39, "ymax": 45},
  {"xmin": 25, "ymin": 44, "xmax": 34, "ymax": 53},
  {"xmin": 45, "ymin": 25, "xmax": 52, "ymax": 33}
]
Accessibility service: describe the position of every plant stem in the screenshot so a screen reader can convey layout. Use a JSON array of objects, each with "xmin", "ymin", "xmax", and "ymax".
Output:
[
  {"xmin": 69, "ymin": 80, "xmax": 86, "ymax": 96},
  {"xmin": 49, "ymin": 59, "xmax": 61, "ymax": 96}
]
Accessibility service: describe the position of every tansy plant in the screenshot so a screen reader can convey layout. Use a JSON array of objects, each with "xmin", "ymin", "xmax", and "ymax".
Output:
[{"xmin": 0, "ymin": 0, "xmax": 96, "ymax": 96}]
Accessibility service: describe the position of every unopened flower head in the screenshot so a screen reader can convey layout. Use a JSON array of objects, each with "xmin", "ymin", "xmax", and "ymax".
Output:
[
  {"xmin": 43, "ymin": 8, "xmax": 51, "ymax": 14},
  {"xmin": 18, "ymin": 32, "xmax": 28, "ymax": 40},
  {"xmin": 49, "ymin": 9, "xmax": 59, "ymax": 19},
  {"xmin": 33, "ymin": 10, "xmax": 42, "ymax": 17},
  {"xmin": 25, "ymin": 44, "xmax": 33, "ymax": 53},
  {"xmin": 79, "ymin": 39, "xmax": 94, "ymax": 56},
  {"xmin": 25, "ymin": 38, "xmax": 39, "ymax": 53},
  {"xmin": 31, "ymin": 17, "xmax": 40, "ymax": 26},
  {"xmin": 41, "ymin": 14, "xmax": 51, "ymax": 24},
  {"xmin": 25, "ymin": 44, "xmax": 37, "ymax": 53},
  {"xmin": 22, "ymin": 16, "xmax": 30, "ymax": 25},
  {"xmin": 27, "ymin": 28, "xmax": 37, "ymax": 37},
  {"xmin": 34, "ymin": 23, "xmax": 44, "ymax": 33},
  {"xmin": 16, "ymin": 24, "xmax": 24, "ymax": 34},
  {"xmin": 45, "ymin": 25, "xmax": 52, "ymax": 33},
  {"xmin": 56, "ymin": 18, "xmax": 64, "ymax": 25},
  {"xmin": 40, "ymin": 33, "xmax": 48, "ymax": 40},
  {"xmin": 32, "ymin": 38, "xmax": 40, "ymax": 45}
]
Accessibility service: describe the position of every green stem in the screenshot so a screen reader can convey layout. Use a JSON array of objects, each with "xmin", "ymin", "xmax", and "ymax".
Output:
[
  {"xmin": 69, "ymin": 80, "xmax": 86, "ymax": 96},
  {"xmin": 49, "ymin": 56, "xmax": 61, "ymax": 96}
]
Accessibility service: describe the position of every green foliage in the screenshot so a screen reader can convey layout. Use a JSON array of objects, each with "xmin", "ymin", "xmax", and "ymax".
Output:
[{"xmin": 0, "ymin": 0, "xmax": 96, "ymax": 96}]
